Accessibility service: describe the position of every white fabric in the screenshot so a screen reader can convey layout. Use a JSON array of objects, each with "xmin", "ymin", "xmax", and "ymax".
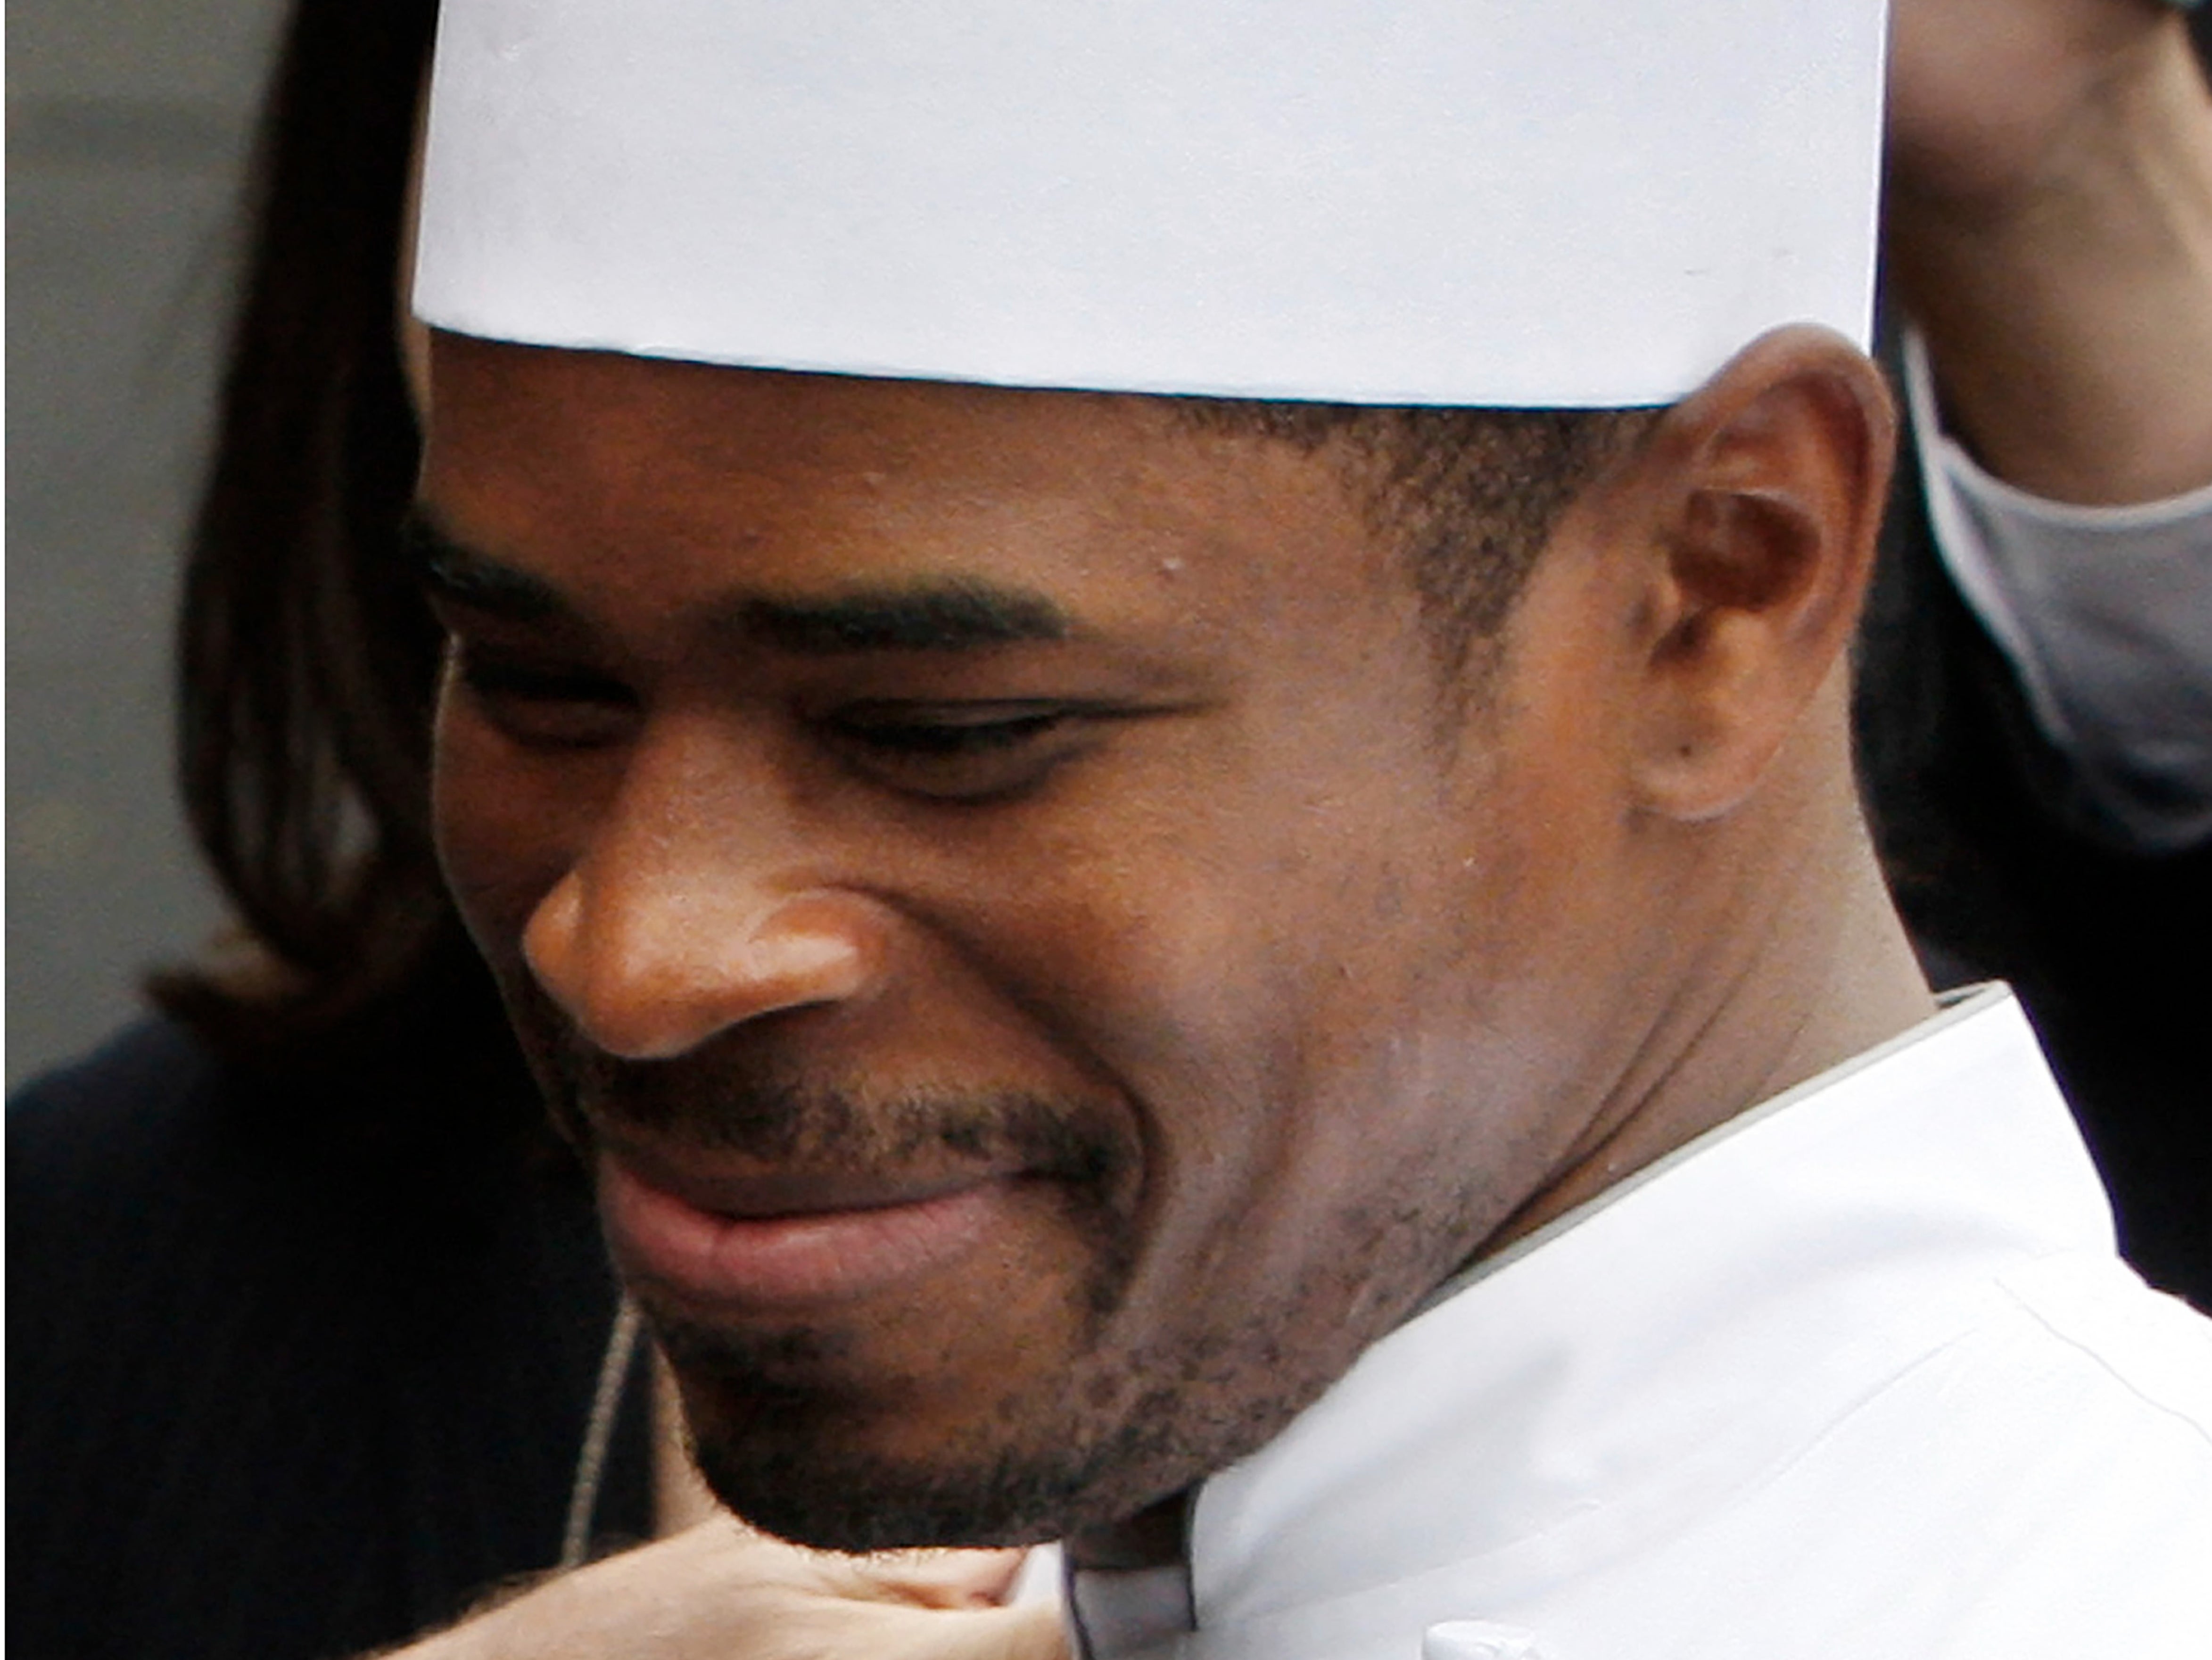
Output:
[
  {"xmin": 413, "ymin": 0, "xmax": 1883, "ymax": 406},
  {"xmin": 1010, "ymin": 1544, "xmax": 1068, "ymax": 1607},
  {"xmin": 1082, "ymin": 989, "xmax": 2212, "ymax": 1659},
  {"xmin": 1905, "ymin": 333, "xmax": 2212, "ymax": 851}
]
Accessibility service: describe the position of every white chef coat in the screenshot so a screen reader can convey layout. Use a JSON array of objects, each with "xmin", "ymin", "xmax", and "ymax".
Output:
[{"xmin": 1071, "ymin": 988, "xmax": 2212, "ymax": 1660}]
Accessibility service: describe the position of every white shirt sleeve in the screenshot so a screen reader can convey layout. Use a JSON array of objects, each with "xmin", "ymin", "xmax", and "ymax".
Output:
[{"xmin": 1903, "ymin": 330, "xmax": 2212, "ymax": 852}]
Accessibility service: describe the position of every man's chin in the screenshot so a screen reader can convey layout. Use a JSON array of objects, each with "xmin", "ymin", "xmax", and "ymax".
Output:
[
  {"xmin": 643, "ymin": 1304, "xmax": 1075, "ymax": 1547},
  {"xmin": 680, "ymin": 1383, "xmax": 1096, "ymax": 1551}
]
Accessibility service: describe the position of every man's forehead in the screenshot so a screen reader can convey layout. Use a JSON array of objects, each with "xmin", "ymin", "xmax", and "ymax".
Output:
[
  {"xmin": 426, "ymin": 331, "xmax": 1197, "ymax": 470},
  {"xmin": 415, "ymin": 352, "xmax": 1401, "ymax": 660},
  {"xmin": 422, "ymin": 332, "xmax": 1384, "ymax": 532}
]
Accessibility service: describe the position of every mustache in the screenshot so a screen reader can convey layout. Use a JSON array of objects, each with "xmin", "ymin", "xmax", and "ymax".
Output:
[{"xmin": 540, "ymin": 1029, "xmax": 1136, "ymax": 1190}]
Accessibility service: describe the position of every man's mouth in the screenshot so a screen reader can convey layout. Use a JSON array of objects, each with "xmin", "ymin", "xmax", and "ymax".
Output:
[{"xmin": 596, "ymin": 1133, "xmax": 1016, "ymax": 1311}]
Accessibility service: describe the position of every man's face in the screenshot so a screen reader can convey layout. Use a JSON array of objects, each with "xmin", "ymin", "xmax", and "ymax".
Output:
[{"xmin": 421, "ymin": 335, "xmax": 1652, "ymax": 1548}]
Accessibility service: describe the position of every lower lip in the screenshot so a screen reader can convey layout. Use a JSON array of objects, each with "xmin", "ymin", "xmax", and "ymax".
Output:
[{"xmin": 598, "ymin": 1158, "xmax": 1006, "ymax": 1309}]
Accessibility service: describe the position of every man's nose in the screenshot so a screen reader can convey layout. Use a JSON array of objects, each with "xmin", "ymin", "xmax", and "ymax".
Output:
[{"xmin": 520, "ymin": 747, "xmax": 883, "ymax": 1061}]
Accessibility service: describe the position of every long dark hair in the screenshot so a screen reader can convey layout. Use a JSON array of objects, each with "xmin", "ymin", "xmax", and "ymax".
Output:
[{"xmin": 151, "ymin": 0, "xmax": 534, "ymax": 1142}]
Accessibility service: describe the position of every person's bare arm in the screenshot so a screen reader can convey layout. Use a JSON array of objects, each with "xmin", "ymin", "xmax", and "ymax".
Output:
[
  {"xmin": 388, "ymin": 1521, "xmax": 1066, "ymax": 1660},
  {"xmin": 1885, "ymin": 0, "xmax": 2212, "ymax": 504}
]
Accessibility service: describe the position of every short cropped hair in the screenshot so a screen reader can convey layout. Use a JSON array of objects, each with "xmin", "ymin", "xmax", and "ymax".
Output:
[{"xmin": 1178, "ymin": 402, "xmax": 1657, "ymax": 681}]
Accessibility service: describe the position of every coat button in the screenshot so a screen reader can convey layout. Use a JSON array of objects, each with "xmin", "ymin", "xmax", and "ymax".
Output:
[{"xmin": 1421, "ymin": 1620, "xmax": 1543, "ymax": 1660}]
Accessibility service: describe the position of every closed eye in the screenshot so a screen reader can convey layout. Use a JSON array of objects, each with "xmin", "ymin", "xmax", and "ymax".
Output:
[
  {"xmin": 826, "ymin": 702, "xmax": 1095, "ymax": 799},
  {"xmin": 446, "ymin": 643, "xmax": 638, "ymax": 748},
  {"xmin": 838, "ymin": 706, "xmax": 1069, "ymax": 754}
]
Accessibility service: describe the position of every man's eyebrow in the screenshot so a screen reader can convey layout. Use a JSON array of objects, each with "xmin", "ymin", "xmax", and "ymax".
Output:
[
  {"xmin": 403, "ymin": 509, "xmax": 566, "ymax": 621},
  {"xmin": 404, "ymin": 509, "xmax": 1071, "ymax": 652},
  {"xmin": 737, "ymin": 581, "xmax": 1071, "ymax": 654}
]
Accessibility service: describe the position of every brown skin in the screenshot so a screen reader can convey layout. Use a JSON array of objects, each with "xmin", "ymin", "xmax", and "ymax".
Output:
[
  {"xmin": 1887, "ymin": 0, "xmax": 2212, "ymax": 503},
  {"xmin": 421, "ymin": 324, "xmax": 1931, "ymax": 1551}
]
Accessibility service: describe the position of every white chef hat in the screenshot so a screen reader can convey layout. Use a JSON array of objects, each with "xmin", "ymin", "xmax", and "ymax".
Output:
[{"xmin": 413, "ymin": 0, "xmax": 1885, "ymax": 408}]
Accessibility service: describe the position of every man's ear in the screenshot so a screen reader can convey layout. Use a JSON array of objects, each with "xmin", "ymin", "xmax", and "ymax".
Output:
[{"xmin": 1622, "ymin": 325, "xmax": 1895, "ymax": 821}]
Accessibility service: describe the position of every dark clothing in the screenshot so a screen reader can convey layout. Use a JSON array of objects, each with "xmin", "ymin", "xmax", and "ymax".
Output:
[
  {"xmin": 1851, "ymin": 2, "xmax": 2212, "ymax": 1316},
  {"xmin": 6, "ymin": 1019, "xmax": 654, "ymax": 1660},
  {"xmin": 1857, "ymin": 428, "xmax": 2212, "ymax": 1312}
]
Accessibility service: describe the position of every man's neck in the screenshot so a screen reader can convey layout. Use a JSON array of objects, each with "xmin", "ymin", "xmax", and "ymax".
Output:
[{"xmin": 1490, "ymin": 756, "xmax": 1938, "ymax": 1257}]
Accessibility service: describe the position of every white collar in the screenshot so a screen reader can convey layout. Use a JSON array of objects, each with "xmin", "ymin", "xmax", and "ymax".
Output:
[{"xmin": 1076, "ymin": 989, "xmax": 2113, "ymax": 1657}]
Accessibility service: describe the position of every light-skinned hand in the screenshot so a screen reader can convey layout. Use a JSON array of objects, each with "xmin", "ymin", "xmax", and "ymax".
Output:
[{"xmin": 391, "ymin": 1519, "xmax": 1069, "ymax": 1660}]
